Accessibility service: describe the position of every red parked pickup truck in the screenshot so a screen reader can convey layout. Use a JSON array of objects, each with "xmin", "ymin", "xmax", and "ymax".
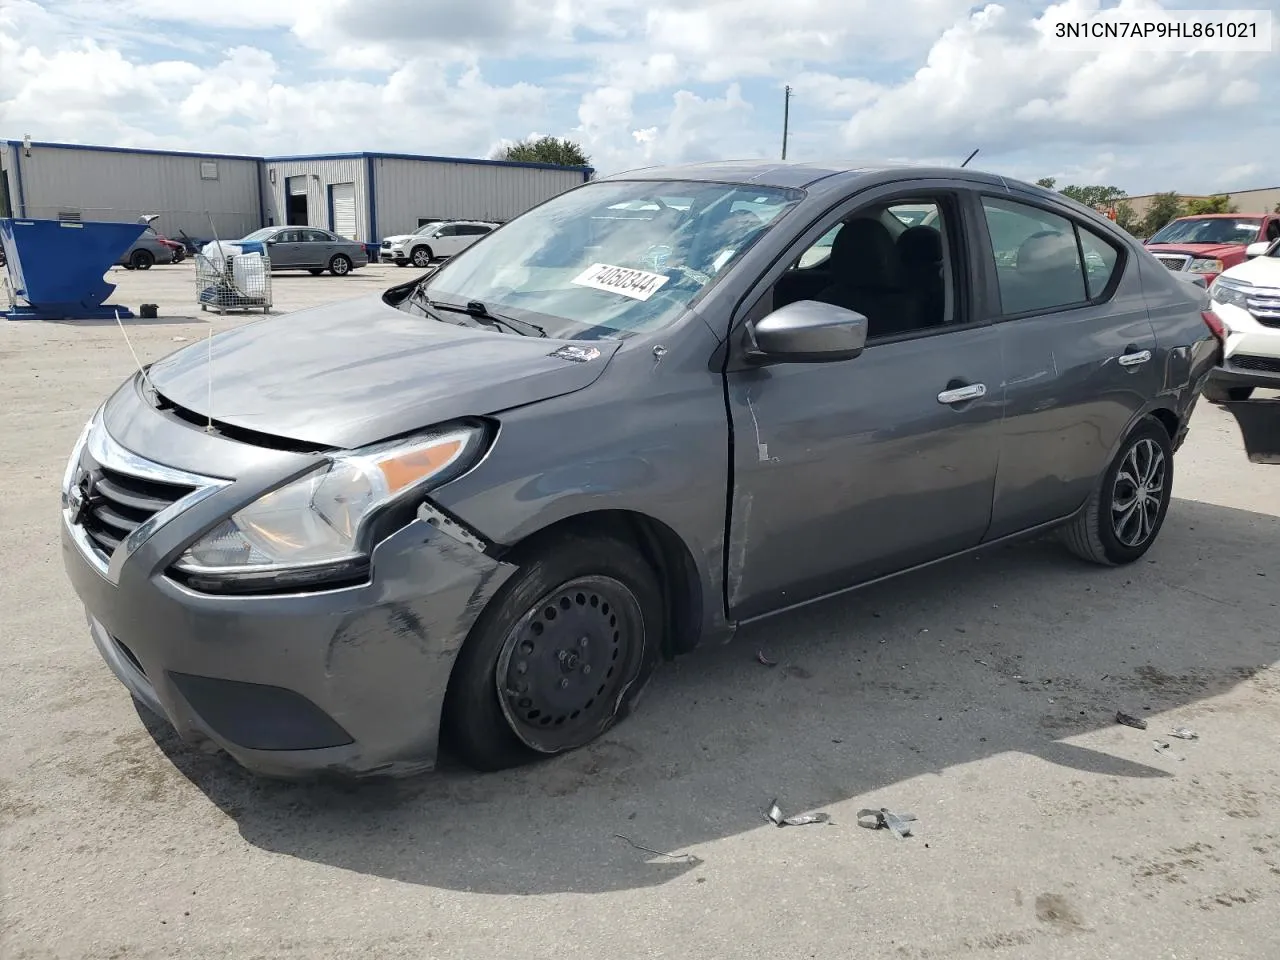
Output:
[{"xmin": 1144, "ymin": 212, "xmax": 1280, "ymax": 284}]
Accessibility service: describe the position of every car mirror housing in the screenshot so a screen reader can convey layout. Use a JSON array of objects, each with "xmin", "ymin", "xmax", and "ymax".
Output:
[
  {"xmin": 748, "ymin": 300, "xmax": 868, "ymax": 364},
  {"xmin": 1245, "ymin": 241, "xmax": 1273, "ymax": 259}
]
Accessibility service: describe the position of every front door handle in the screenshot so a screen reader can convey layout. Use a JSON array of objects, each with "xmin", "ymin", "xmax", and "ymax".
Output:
[
  {"xmin": 938, "ymin": 383, "xmax": 987, "ymax": 404},
  {"xmin": 1118, "ymin": 349, "xmax": 1152, "ymax": 367}
]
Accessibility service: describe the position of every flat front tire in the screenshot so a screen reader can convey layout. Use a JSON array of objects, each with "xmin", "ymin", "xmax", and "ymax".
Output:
[
  {"xmin": 1060, "ymin": 417, "xmax": 1174, "ymax": 566},
  {"xmin": 443, "ymin": 534, "xmax": 663, "ymax": 772}
]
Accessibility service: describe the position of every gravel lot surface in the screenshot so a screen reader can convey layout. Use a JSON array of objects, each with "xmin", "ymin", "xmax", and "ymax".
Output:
[{"xmin": 2, "ymin": 261, "xmax": 1278, "ymax": 959}]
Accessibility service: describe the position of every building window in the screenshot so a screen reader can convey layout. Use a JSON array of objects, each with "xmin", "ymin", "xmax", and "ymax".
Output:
[{"xmin": 200, "ymin": 160, "xmax": 219, "ymax": 180}]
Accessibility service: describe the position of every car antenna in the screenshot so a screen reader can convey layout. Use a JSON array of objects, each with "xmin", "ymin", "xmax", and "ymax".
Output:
[
  {"xmin": 114, "ymin": 307, "xmax": 155, "ymax": 396},
  {"xmin": 960, "ymin": 148, "xmax": 979, "ymax": 168}
]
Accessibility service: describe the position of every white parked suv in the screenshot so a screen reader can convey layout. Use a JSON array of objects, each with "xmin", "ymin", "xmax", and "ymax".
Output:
[
  {"xmin": 379, "ymin": 220, "xmax": 499, "ymax": 268},
  {"xmin": 1204, "ymin": 238, "xmax": 1280, "ymax": 402}
]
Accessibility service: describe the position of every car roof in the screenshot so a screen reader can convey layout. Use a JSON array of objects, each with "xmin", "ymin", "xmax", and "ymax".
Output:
[{"xmin": 593, "ymin": 159, "xmax": 1021, "ymax": 192}]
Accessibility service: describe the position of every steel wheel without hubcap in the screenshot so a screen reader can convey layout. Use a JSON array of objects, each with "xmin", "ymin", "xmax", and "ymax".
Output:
[
  {"xmin": 1110, "ymin": 437, "xmax": 1165, "ymax": 548},
  {"xmin": 495, "ymin": 575, "xmax": 645, "ymax": 754}
]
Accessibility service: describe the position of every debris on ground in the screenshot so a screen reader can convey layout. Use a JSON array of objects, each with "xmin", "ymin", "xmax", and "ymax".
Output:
[
  {"xmin": 1116, "ymin": 711, "xmax": 1148, "ymax": 730},
  {"xmin": 1153, "ymin": 740, "xmax": 1185, "ymax": 762},
  {"xmin": 1170, "ymin": 727, "xmax": 1199, "ymax": 741},
  {"xmin": 765, "ymin": 799, "xmax": 831, "ymax": 827},
  {"xmin": 858, "ymin": 808, "xmax": 918, "ymax": 838},
  {"xmin": 756, "ymin": 650, "xmax": 778, "ymax": 667},
  {"xmin": 613, "ymin": 834, "xmax": 699, "ymax": 863}
]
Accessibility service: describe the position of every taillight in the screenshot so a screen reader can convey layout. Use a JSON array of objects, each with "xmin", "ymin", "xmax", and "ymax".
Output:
[{"xmin": 1202, "ymin": 310, "xmax": 1226, "ymax": 349}]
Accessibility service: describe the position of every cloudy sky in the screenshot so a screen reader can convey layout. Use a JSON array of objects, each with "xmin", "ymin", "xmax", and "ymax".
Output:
[{"xmin": 0, "ymin": 0, "xmax": 1275, "ymax": 194}]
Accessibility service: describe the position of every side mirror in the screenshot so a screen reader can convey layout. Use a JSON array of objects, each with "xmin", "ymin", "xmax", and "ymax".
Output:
[
  {"xmin": 747, "ymin": 300, "xmax": 868, "ymax": 364},
  {"xmin": 1245, "ymin": 241, "xmax": 1273, "ymax": 259}
]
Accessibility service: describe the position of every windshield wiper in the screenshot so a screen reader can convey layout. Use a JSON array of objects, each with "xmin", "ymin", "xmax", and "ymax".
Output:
[{"xmin": 424, "ymin": 298, "xmax": 547, "ymax": 338}]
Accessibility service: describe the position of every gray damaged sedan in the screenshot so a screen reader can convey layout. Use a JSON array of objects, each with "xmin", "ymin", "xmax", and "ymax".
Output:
[{"xmin": 61, "ymin": 161, "xmax": 1223, "ymax": 778}]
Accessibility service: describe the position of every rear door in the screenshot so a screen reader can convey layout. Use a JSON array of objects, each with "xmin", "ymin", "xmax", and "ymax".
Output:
[
  {"xmin": 976, "ymin": 193, "xmax": 1161, "ymax": 538},
  {"xmin": 455, "ymin": 224, "xmax": 492, "ymax": 252},
  {"xmin": 304, "ymin": 229, "xmax": 338, "ymax": 266}
]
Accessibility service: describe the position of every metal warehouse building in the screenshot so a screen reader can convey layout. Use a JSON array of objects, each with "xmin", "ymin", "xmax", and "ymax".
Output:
[
  {"xmin": 0, "ymin": 140, "xmax": 263, "ymax": 241},
  {"xmin": 2, "ymin": 139, "xmax": 593, "ymax": 246}
]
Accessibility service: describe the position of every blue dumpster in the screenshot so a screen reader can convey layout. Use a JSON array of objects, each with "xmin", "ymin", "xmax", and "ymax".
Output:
[{"xmin": 1, "ymin": 217, "xmax": 146, "ymax": 320}]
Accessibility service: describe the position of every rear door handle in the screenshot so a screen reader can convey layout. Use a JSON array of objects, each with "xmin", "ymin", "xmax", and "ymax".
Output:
[
  {"xmin": 1118, "ymin": 349, "xmax": 1152, "ymax": 367},
  {"xmin": 937, "ymin": 383, "xmax": 987, "ymax": 404}
]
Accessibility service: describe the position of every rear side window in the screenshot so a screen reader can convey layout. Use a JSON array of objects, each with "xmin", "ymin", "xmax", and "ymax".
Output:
[
  {"xmin": 1077, "ymin": 226, "xmax": 1120, "ymax": 299},
  {"xmin": 981, "ymin": 198, "xmax": 1121, "ymax": 315}
]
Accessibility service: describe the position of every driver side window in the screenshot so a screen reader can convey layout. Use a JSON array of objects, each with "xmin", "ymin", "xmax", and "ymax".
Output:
[
  {"xmin": 1267, "ymin": 220, "xmax": 1280, "ymax": 243},
  {"xmin": 768, "ymin": 197, "xmax": 959, "ymax": 341}
]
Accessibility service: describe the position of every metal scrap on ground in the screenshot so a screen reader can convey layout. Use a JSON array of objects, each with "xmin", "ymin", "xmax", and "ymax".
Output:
[
  {"xmin": 612, "ymin": 834, "xmax": 699, "ymax": 863},
  {"xmin": 1116, "ymin": 711, "xmax": 1149, "ymax": 730},
  {"xmin": 756, "ymin": 650, "xmax": 778, "ymax": 667},
  {"xmin": 1170, "ymin": 727, "xmax": 1199, "ymax": 741},
  {"xmin": 765, "ymin": 800, "xmax": 831, "ymax": 827},
  {"xmin": 1153, "ymin": 740, "xmax": 1185, "ymax": 762},
  {"xmin": 857, "ymin": 808, "xmax": 918, "ymax": 838}
]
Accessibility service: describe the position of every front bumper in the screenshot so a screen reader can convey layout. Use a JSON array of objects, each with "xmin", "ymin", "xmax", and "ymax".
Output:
[
  {"xmin": 60, "ymin": 399, "xmax": 515, "ymax": 779},
  {"xmin": 1207, "ymin": 363, "xmax": 1280, "ymax": 392},
  {"xmin": 380, "ymin": 250, "xmax": 408, "ymax": 263}
]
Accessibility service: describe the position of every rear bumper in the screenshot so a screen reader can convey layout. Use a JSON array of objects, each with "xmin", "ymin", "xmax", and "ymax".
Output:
[{"xmin": 63, "ymin": 500, "xmax": 515, "ymax": 780}]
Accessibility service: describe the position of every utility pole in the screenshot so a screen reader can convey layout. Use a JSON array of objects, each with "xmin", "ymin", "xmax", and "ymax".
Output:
[{"xmin": 781, "ymin": 85, "xmax": 792, "ymax": 160}]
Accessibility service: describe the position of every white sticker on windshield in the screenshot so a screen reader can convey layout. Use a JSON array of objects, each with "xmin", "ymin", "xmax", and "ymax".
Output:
[{"xmin": 571, "ymin": 262, "xmax": 670, "ymax": 301}]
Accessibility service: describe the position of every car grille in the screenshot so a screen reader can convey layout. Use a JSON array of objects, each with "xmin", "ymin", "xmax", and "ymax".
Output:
[
  {"xmin": 1245, "ymin": 286, "xmax": 1280, "ymax": 328},
  {"xmin": 1230, "ymin": 355, "xmax": 1280, "ymax": 374},
  {"xmin": 77, "ymin": 459, "xmax": 194, "ymax": 558},
  {"xmin": 1155, "ymin": 254, "xmax": 1191, "ymax": 271}
]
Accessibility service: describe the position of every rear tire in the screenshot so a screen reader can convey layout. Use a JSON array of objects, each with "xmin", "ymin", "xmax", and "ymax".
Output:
[
  {"xmin": 443, "ymin": 533, "xmax": 664, "ymax": 772},
  {"xmin": 411, "ymin": 246, "xmax": 433, "ymax": 268},
  {"xmin": 329, "ymin": 254, "xmax": 352, "ymax": 276},
  {"xmin": 1202, "ymin": 382, "xmax": 1254, "ymax": 403},
  {"xmin": 1060, "ymin": 417, "xmax": 1174, "ymax": 566},
  {"xmin": 131, "ymin": 250, "xmax": 154, "ymax": 270}
]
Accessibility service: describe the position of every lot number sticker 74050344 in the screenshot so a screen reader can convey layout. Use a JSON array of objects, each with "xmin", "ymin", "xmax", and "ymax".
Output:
[{"xmin": 571, "ymin": 263, "xmax": 670, "ymax": 302}]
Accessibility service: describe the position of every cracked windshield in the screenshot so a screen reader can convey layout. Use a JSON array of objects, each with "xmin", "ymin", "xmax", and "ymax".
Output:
[{"xmin": 413, "ymin": 180, "xmax": 802, "ymax": 339}]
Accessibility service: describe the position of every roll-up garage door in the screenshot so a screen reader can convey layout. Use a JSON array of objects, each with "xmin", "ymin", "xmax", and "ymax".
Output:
[{"xmin": 331, "ymin": 183, "xmax": 357, "ymax": 239}]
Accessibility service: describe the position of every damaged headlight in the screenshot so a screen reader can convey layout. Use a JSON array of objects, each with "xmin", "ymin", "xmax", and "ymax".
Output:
[{"xmin": 174, "ymin": 424, "xmax": 486, "ymax": 586}]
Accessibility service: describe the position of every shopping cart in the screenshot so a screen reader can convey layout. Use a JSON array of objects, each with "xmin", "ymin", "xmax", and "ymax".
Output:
[{"xmin": 195, "ymin": 249, "xmax": 272, "ymax": 315}]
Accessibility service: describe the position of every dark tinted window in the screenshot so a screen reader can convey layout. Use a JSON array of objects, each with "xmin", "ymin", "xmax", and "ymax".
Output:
[
  {"xmin": 304, "ymin": 230, "xmax": 332, "ymax": 242},
  {"xmin": 982, "ymin": 198, "xmax": 1086, "ymax": 315},
  {"xmin": 1267, "ymin": 220, "xmax": 1280, "ymax": 242},
  {"xmin": 1077, "ymin": 224, "xmax": 1121, "ymax": 299}
]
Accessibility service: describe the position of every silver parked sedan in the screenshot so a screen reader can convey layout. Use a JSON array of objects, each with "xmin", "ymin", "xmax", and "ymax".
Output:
[{"xmin": 203, "ymin": 226, "xmax": 369, "ymax": 276}]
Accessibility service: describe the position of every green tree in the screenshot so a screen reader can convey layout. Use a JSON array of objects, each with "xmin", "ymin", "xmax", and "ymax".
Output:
[
  {"xmin": 1035, "ymin": 177, "xmax": 1057, "ymax": 189},
  {"xmin": 500, "ymin": 136, "xmax": 592, "ymax": 168},
  {"xmin": 1141, "ymin": 192, "xmax": 1187, "ymax": 237},
  {"xmin": 1114, "ymin": 200, "xmax": 1139, "ymax": 233},
  {"xmin": 1060, "ymin": 184, "xmax": 1127, "ymax": 209},
  {"xmin": 1184, "ymin": 194, "xmax": 1236, "ymax": 215}
]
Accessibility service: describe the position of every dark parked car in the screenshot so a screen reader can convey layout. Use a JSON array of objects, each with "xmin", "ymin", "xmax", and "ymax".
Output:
[{"xmin": 61, "ymin": 162, "xmax": 1221, "ymax": 779}]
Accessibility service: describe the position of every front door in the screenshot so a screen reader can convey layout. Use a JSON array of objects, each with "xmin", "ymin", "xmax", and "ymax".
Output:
[
  {"xmin": 724, "ymin": 187, "xmax": 1005, "ymax": 620},
  {"xmin": 975, "ymin": 194, "xmax": 1161, "ymax": 538},
  {"xmin": 268, "ymin": 229, "xmax": 305, "ymax": 267},
  {"xmin": 433, "ymin": 224, "xmax": 464, "ymax": 257}
]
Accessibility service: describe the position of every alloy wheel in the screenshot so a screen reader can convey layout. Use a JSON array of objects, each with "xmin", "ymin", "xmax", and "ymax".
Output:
[{"xmin": 1111, "ymin": 438, "xmax": 1166, "ymax": 548}]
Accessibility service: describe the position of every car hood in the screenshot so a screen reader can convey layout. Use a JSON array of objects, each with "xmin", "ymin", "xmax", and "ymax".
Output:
[
  {"xmin": 383, "ymin": 234, "xmax": 423, "ymax": 245},
  {"xmin": 146, "ymin": 296, "xmax": 620, "ymax": 448},
  {"xmin": 1218, "ymin": 254, "xmax": 1280, "ymax": 286},
  {"xmin": 1146, "ymin": 241, "xmax": 1243, "ymax": 259}
]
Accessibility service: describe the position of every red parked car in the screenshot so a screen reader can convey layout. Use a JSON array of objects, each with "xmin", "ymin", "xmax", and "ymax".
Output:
[{"xmin": 1144, "ymin": 212, "xmax": 1280, "ymax": 284}]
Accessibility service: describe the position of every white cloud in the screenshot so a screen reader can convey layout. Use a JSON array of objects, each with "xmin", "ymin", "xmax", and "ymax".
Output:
[{"xmin": 0, "ymin": 0, "xmax": 1276, "ymax": 192}]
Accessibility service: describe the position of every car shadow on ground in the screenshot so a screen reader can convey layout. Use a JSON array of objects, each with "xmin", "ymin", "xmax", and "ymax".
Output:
[{"xmin": 143, "ymin": 497, "xmax": 1279, "ymax": 895}]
